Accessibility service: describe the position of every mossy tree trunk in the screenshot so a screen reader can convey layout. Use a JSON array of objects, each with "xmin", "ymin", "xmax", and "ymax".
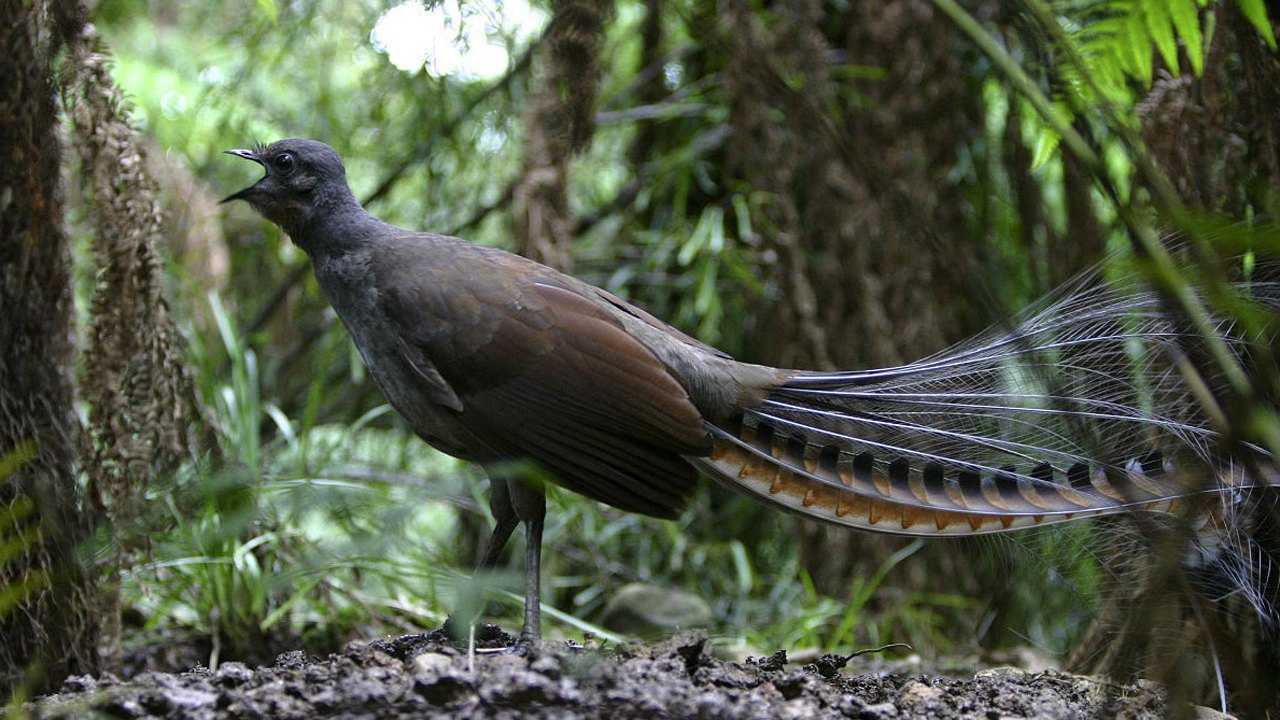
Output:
[
  {"xmin": 514, "ymin": 0, "xmax": 612, "ymax": 272},
  {"xmin": 0, "ymin": 0, "xmax": 99, "ymax": 697}
]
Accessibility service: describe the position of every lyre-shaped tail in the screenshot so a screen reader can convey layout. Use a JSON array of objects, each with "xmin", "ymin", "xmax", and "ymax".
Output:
[{"xmin": 692, "ymin": 266, "xmax": 1280, "ymax": 537}]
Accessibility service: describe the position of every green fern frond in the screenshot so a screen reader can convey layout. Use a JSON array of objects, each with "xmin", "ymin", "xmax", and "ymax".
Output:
[
  {"xmin": 1053, "ymin": 0, "xmax": 1273, "ymax": 88},
  {"xmin": 1237, "ymin": 0, "xmax": 1278, "ymax": 50},
  {"xmin": 1025, "ymin": 0, "xmax": 1272, "ymax": 168},
  {"xmin": 1052, "ymin": 0, "xmax": 1202, "ymax": 90}
]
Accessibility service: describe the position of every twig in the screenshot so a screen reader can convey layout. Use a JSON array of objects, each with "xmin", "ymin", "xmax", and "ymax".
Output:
[
  {"xmin": 595, "ymin": 101, "xmax": 710, "ymax": 125},
  {"xmin": 439, "ymin": 178, "xmax": 518, "ymax": 238},
  {"xmin": 573, "ymin": 124, "xmax": 730, "ymax": 237},
  {"xmin": 931, "ymin": 0, "xmax": 1099, "ymax": 169},
  {"xmin": 844, "ymin": 642, "xmax": 912, "ymax": 659}
]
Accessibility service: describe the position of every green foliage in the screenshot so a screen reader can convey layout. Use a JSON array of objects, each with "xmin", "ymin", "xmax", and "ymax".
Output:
[
  {"xmin": 1238, "ymin": 0, "xmax": 1278, "ymax": 49},
  {"xmin": 0, "ymin": 445, "xmax": 42, "ymax": 619},
  {"xmin": 125, "ymin": 295, "xmax": 471, "ymax": 658},
  {"xmin": 1026, "ymin": 0, "xmax": 1274, "ymax": 169},
  {"xmin": 1049, "ymin": 0, "xmax": 1268, "ymax": 90}
]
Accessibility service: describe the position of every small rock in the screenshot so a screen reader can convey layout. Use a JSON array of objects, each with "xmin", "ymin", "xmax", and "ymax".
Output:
[
  {"xmin": 601, "ymin": 582, "xmax": 713, "ymax": 637},
  {"xmin": 215, "ymin": 661, "xmax": 252, "ymax": 686},
  {"xmin": 858, "ymin": 701, "xmax": 899, "ymax": 719},
  {"xmin": 309, "ymin": 687, "xmax": 338, "ymax": 711},
  {"xmin": 836, "ymin": 695, "xmax": 870, "ymax": 717},
  {"xmin": 97, "ymin": 692, "xmax": 144, "ymax": 718},
  {"xmin": 815, "ymin": 653, "xmax": 850, "ymax": 678},
  {"xmin": 975, "ymin": 666, "xmax": 1025, "ymax": 681},
  {"xmin": 274, "ymin": 650, "xmax": 306, "ymax": 669},
  {"xmin": 773, "ymin": 671, "xmax": 811, "ymax": 700},
  {"xmin": 60, "ymin": 674, "xmax": 96, "ymax": 693},
  {"xmin": 778, "ymin": 697, "xmax": 821, "ymax": 719},
  {"xmin": 673, "ymin": 633, "xmax": 711, "ymax": 674},
  {"xmin": 343, "ymin": 638, "xmax": 372, "ymax": 655},
  {"xmin": 413, "ymin": 659, "xmax": 474, "ymax": 705},
  {"xmin": 165, "ymin": 687, "xmax": 218, "ymax": 709},
  {"xmin": 138, "ymin": 690, "xmax": 172, "ymax": 714},
  {"xmin": 478, "ymin": 668, "xmax": 562, "ymax": 705},
  {"xmin": 749, "ymin": 649, "xmax": 789, "ymax": 673},
  {"xmin": 412, "ymin": 652, "xmax": 454, "ymax": 675},
  {"xmin": 694, "ymin": 690, "xmax": 728, "ymax": 719},
  {"xmin": 530, "ymin": 654, "xmax": 561, "ymax": 680},
  {"xmin": 899, "ymin": 680, "xmax": 943, "ymax": 706},
  {"xmin": 695, "ymin": 662, "xmax": 757, "ymax": 690}
]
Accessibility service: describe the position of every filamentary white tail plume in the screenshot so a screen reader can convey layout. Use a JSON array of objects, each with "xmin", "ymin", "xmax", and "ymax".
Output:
[{"xmin": 696, "ymin": 255, "xmax": 1278, "ymax": 560}]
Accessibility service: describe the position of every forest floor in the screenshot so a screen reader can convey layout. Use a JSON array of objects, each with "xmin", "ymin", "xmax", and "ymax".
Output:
[{"xmin": 26, "ymin": 624, "xmax": 1209, "ymax": 720}]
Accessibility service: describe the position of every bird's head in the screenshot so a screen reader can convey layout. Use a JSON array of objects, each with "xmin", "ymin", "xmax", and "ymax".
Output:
[{"xmin": 221, "ymin": 138, "xmax": 356, "ymax": 236}]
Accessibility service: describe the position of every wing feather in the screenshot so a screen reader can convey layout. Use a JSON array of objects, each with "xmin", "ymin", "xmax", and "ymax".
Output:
[{"xmin": 379, "ymin": 246, "xmax": 708, "ymax": 518}]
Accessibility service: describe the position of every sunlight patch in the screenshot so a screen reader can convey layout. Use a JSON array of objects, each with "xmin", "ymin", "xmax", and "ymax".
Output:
[{"xmin": 370, "ymin": 0, "xmax": 544, "ymax": 79}]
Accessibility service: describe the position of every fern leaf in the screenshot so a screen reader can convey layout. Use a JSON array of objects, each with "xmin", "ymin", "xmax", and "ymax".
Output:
[
  {"xmin": 1125, "ymin": 4, "xmax": 1154, "ymax": 86},
  {"xmin": 1237, "ymin": 0, "xmax": 1277, "ymax": 50},
  {"xmin": 1168, "ymin": 0, "xmax": 1204, "ymax": 76},
  {"xmin": 1143, "ymin": 0, "xmax": 1180, "ymax": 73}
]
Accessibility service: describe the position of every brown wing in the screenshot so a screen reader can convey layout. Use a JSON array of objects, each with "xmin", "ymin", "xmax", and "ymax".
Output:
[
  {"xmin": 589, "ymin": 286, "xmax": 732, "ymax": 360},
  {"xmin": 379, "ymin": 242, "xmax": 709, "ymax": 518}
]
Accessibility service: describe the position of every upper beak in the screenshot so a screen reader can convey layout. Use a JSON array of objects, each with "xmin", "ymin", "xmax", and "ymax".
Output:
[{"xmin": 220, "ymin": 149, "xmax": 267, "ymax": 204}]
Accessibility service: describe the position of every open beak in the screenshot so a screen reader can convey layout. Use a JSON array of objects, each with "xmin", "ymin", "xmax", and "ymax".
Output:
[{"xmin": 220, "ymin": 148, "xmax": 267, "ymax": 204}]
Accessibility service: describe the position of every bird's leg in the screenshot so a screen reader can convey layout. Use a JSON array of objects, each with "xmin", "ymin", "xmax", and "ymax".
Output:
[
  {"xmin": 507, "ymin": 478, "xmax": 547, "ymax": 644},
  {"xmin": 521, "ymin": 514, "xmax": 544, "ymax": 642},
  {"xmin": 461, "ymin": 476, "xmax": 518, "ymax": 662},
  {"xmin": 477, "ymin": 478, "xmax": 518, "ymax": 573}
]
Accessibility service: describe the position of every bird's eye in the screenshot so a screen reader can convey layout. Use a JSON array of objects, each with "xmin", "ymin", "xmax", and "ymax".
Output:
[{"xmin": 273, "ymin": 153, "xmax": 295, "ymax": 174}]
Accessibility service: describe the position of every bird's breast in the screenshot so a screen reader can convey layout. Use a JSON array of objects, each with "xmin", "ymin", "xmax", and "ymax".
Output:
[{"xmin": 313, "ymin": 261, "xmax": 491, "ymax": 461}]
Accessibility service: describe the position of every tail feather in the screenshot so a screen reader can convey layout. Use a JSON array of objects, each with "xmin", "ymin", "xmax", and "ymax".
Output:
[
  {"xmin": 695, "ymin": 265, "xmax": 1280, "ymax": 537},
  {"xmin": 690, "ymin": 420, "xmax": 1194, "ymax": 537}
]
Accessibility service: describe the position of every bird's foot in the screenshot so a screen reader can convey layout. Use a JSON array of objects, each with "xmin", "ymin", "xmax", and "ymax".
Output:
[{"xmin": 440, "ymin": 614, "xmax": 538, "ymax": 660}]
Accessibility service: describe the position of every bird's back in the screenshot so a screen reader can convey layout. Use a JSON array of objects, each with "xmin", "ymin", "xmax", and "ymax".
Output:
[{"xmin": 322, "ymin": 232, "xmax": 776, "ymax": 518}]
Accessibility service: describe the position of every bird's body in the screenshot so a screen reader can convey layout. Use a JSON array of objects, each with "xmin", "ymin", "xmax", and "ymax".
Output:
[
  {"xmin": 223, "ymin": 139, "xmax": 1279, "ymax": 640},
  {"xmin": 304, "ymin": 214, "xmax": 784, "ymax": 517}
]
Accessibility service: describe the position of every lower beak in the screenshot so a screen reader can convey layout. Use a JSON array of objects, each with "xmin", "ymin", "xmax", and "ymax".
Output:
[
  {"xmin": 219, "ymin": 186, "xmax": 257, "ymax": 204},
  {"xmin": 220, "ymin": 149, "xmax": 266, "ymax": 204}
]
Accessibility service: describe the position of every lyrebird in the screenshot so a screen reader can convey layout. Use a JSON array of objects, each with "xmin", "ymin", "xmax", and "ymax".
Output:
[{"xmin": 223, "ymin": 138, "xmax": 1279, "ymax": 641}]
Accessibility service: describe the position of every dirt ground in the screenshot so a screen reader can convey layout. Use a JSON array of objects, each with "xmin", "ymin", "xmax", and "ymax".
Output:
[{"xmin": 26, "ymin": 624, "xmax": 1205, "ymax": 719}]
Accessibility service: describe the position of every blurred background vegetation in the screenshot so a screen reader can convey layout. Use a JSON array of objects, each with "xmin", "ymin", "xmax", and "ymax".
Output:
[{"xmin": 3, "ymin": 0, "xmax": 1280, "ymax": 712}]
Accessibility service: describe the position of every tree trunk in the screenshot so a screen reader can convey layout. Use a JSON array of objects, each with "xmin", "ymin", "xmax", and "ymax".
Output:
[
  {"xmin": 0, "ymin": 0, "xmax": 98, "ymax": 696},
  {"xmin": 514, "ymin": 0, "xmax": 611, "ymax": 271},
  {"xmin": 63, "ymin": 27, "xmax": 210, "ymax": 675},
  {"xmin": 722, "ymin": 0, "xmax": 993, "ymax": 613}
]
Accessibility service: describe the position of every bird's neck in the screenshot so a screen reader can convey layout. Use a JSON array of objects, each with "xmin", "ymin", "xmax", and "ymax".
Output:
[{"xmin": 288, "ymin": 190, "xmax": 388, "ymax": 257}]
